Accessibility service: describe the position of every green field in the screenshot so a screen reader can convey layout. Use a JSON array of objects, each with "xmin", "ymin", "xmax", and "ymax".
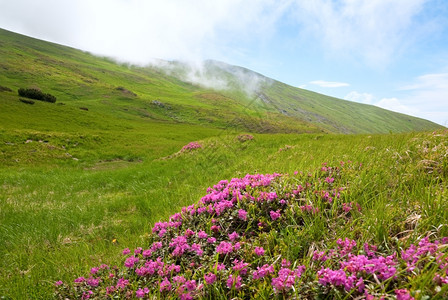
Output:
[{"xmin": 1, "ymin": 28, "xmax": 447, "ymax": 299}]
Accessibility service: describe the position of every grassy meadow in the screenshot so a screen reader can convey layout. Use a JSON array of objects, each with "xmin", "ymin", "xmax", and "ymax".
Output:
[
  {"xmin": 1, "ymin": 127, "xmax": 448, "ymax": 298},
  {"xmin": 1, "ymin": 28, "xmax": 447, "ymax": 299}
]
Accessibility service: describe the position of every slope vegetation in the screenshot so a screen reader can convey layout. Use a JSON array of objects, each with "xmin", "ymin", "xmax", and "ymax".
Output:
[
  {"xmin": 0, "ymin": 28, "xmax": 442, "ymax": 136},
  {"xmin": 0, "ymin": 28, "xmax": 447, "ymax": 299}
]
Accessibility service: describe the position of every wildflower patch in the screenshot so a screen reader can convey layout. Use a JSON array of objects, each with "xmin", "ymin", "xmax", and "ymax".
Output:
[{"xmin": 55, "ymin": 162, "xmax": 448, "ymax": 299}]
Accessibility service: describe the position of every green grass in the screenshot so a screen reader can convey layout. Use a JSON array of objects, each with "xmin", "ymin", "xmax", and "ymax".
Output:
[
  {"xmin": 1, "ymin": 129, "xmax": 448, "ymax": 298},
  {"xmin": 0, "ymin": 28, "xmax": 442, "ymax": 135},
  {"xmin": 0, "ymin": 28, "xmax": 447, "ymax": 299}
]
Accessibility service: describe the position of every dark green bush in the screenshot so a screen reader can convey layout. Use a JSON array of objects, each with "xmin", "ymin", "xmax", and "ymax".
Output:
[
  {"xmin": 19, "ymin": 98, "xmax": 35, "ymax": 105},
  {"xmin": 116, "ymin": 86, "xmax": 137, "ymax": 97},
  {"xmin": 0, "ymin": 85, "xmax": 12, "ymax": 92},
  {"xmin": 18, "ymin": 88, "xmax": 56, "ymax": 103}
]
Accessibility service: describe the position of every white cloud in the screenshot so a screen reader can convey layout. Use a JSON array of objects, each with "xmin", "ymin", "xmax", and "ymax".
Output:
[
  {"xmin": 310, "ymin": 80, "xmax": 349, "ymax": 88},
  {"xmin": 0, "ymin": 0, "xmax": 435, "ymax": 68},
  {"xmin": 397, "ymin": 73, "xmax": 448, "ymax": 125},
  {"xmin": 400, "ymin": 73, "xmax": 448, "ymax": 91},
  {"xmin": 0, "ymin": 0, "xmax": 290, "ymax": 64},
  {"xmin": 376, "ymin": 97, "xmax": 417, "ymax": 116},
  {"xmin": 0, "ymin": 0, "xmax": 442, "ymax": 72},
  {"xmin": 345, "ymin": 72, "xmax": 448, "ymax": 125},
  {"xmin": 290, "ymin": 0, "xmax": 429, "ymax": 66},
  {"xmin": 344, "ymin": 92, "xmax": 418, "ymax": 118},
  {"xmin": 344, "ymin": 91, "xmax": 374, "ymax": 104}
]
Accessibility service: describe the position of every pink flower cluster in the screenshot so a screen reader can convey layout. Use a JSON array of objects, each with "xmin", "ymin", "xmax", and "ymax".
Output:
[
  {"xmin": 271, "ymin": 266, "xmax": 305, "ymax": 293},
  {"xmin": 181, "ymin": 142, "xmax": 202, "ymax": 152},
  {"xmin": 237, "ymin": 134, "xmax": 254, "ymax": 142},
  {"xmin": 312, "ymin": 236, "xmax": 448, "ymax": 298},
  {"xmin": 56, "ymin": 162, "xmax": 448, "ymax": 299}
]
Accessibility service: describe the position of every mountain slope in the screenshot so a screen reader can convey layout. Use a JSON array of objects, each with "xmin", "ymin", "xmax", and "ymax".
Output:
[
  {"xmin": 175, "ymin": 60, "xmax": 440, "ymax": 134},
  {"xmin": 0, "ymin": 28, "xmax": 442, "ymax": 135},
  {"xmin": 1, "ymin": 28, "xmax": 448, "ymax": 299}
]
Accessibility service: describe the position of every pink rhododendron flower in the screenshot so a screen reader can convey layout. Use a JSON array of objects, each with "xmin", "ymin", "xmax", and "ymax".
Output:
[
  {"xmin": 238, "ymin": 209, "xmax": 248, "ymax": 221},
  {"xmin": 124, "ymin": 256, "xmax": 139, "ymax": 268},
  {"xmin": 233, "ymin": 242, "xmax": 241, "ymax": 251},
  {"xmin": 106, "ymin": 286, "xmax": 115, "ymax": 295},
  {"xmin": 217, "ymin": 241, "xmax": 233, "ymax": 255},
  {"xmin": 254, "ymin": 246, "xmax": 265, "ymax": 256},
  {"xmin": 272, "ymin": 267, "xmax": 304, "ymax": 292},
  {"xmin": 184, "ymin": 228, "xmax": 195, "ymax": 237},
  {"xmin": 159, "ymin": 277, "xmax": 172, "ymax": 292},
  {"xmin": 342, "ymin": 202, "xmax": 352, "ymax": 212},
  {"xmin": 135, "ymin": 287, "xmax": 149, "ymax": 298},
  {"xmin": 313, "ymin": 250, "xmax": 328, "ymax": 262},
  {"xmin": 337, "ymin": 238, "xmax": 357, "ymax": 256},
  {"xmin": 180, "ymin": 293, "xmax": 193, "ymax": 300},
  {"xmin": 172, "ymin": 275, "xmax": 186, "ymax": 285},
  {"xmin": 185, "ymin": 280, "xmax": 197, "ymax": 291},
  {"xmin": 228, "ymin": 231, "xmax": 240, "ymax": 241},
  {"xmin": 281, "ymin": 259, "xmax": 291, "ymax": 268},
  {"xmin": 116, "ymin": 278, "xmax": 129, "ymax": 289},
  {"xmin": 204, "ymin": 273, "xmax": 217, "ymax": 284},
  {"xmin": 211, "ymin": 225, "xmax": 220, "ymax": 233},
  {"xmin": 57, "ymin": 170, "xmax": 448, "ymax": 300},
  {"xmin": 191, "ymin": 243, "xmax": 203, "ymax": 256},
  {"xmin": 81, "ymin": 290, "xmax": 93, "ymax": 299},
  {"xmin": 86, "ymin": 277, "xmax": 100, "ymax": 287},
  {"xmin": 232, "ymin": 259, "xmax": 249, "ymax": 274},
  {"xmin": 317, "ymin": 268, "xmax": 356, "ymax": 291},
  {"xmin": 395, "ymin": 289, "xmax": 414, "ymax": 300},
  {"xmin": 181, "ymin": 142, "xmax": 202, "ymax": 152},
  {"xmin": 142, "ymin": 249, "xmax": 152, "ymax": 257},
  {"xmin": 252, "ymin": 264, "xmax": 274, "ymax": 280},
  {"xmin": 227, "ymin": 274, "xmax": 242, "ymax": 290},
  {"xmin": 215, "ymin": 262, "xmax": 226, "ymax": 271},
  {"xmin": 433, "ymin": 274, "xmax": 448, "ymax": 285},
  {"xmin": 74, "ymin": 277, "xmax": 86, "ymax": 283},
  {"xmin": 356, "ymin": 277, "xmax": 365, "ymax": 293},
  {"xmin": 197, "ymin": 230, "xmax": 208, "ymax": 239},
  {"xmin": 90, "ymin": 267, "xmax": 99, "ymax": 275},
  {"xmin": 270, "ymin": 210, "xmax": 281, "ymax": 220}
]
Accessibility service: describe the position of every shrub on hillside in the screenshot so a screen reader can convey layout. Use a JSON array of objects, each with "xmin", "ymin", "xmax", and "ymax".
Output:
[
  {"xmin": 116, "ymin": 86, "xmax": 137, "ymax": 97},
  {"xmin": 55, "ymin": 162, "xmax": 448, "ymax": 299},
  {"xmin": 0, "ymin": 85, "xmax": 12, "ymax": 92},
  {"xmin": 18, "ymin": 88, "xmax": 56, "ymax": 103},
  {"xmin": 19, "ymin": 98, "xmax": 35, "ymax": 105},
  {"xmin": 181, "ymin": 142, "xmax": 202, "ymax": 152},
  {"xmin": 237, "ymin": 134, "xmax": 254, "ymax": 142}
]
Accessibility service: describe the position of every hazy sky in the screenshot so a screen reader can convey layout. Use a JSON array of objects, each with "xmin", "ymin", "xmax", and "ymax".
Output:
[{"xmin": 1, "ymin": 0, "xmax": 447, "ymax": 125}]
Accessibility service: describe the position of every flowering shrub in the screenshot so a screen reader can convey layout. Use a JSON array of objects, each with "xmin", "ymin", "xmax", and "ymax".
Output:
[
  {"xmin": 55, "ymin": 162, "xmax": 448, "ymax": 299},
  {"xmin": 181, "ymin": 142, "xmax": 202, "ymax": 152},
  {"xmin": 237, "ymin": 134, "xmax": 254, "ymax": 142}
]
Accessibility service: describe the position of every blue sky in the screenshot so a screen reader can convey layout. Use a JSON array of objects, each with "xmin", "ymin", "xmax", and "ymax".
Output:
[{"xmin": 1, "ymin": 0, "xmax": 447, "ymax": 125}]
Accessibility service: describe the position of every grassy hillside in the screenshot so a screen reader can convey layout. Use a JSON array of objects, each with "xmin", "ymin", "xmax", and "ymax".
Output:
[
  {"xmin": 0, "ymin": 28, "xmax": 442, "ymax": 135},
  {"xmin": 2, "ymin": 129, "xmax": 448, "ymax": 298},
  {"xmin": 0, "ymin": 28, "xmax": 447, "ymax": 299},
  {"xmin": 159, "ymin": 59, "xmax": 441, "ymax": 133},
  {"xmin": 0, "ymin": 28, "xmax": 320, "ymax": 136}
]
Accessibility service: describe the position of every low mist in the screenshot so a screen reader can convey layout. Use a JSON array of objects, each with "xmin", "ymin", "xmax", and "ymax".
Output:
[{"xmin": 149, "ymin": 59, "xmax": 273, "ymax": 98}]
